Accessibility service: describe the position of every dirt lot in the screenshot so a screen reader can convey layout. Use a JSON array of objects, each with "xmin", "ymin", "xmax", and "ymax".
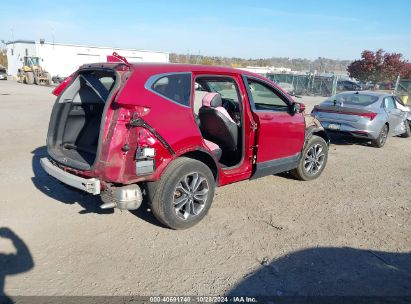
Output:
[{"xmin": 0, "ymin": 80, "xmax": 410, "ymax": 297}]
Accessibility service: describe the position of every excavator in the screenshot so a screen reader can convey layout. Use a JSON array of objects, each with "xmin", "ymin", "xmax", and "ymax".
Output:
[{"xmin": 17, "ymin": 56, "xmax": 51, "ymax": 85}]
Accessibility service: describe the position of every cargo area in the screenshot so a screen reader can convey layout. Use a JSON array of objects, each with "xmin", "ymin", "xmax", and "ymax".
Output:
[{"xmin": 46, "ymin": 69, "xmax": 117, "ymax": 170}]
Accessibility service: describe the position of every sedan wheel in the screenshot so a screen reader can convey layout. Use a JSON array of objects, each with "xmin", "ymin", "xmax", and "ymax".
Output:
[
  {"xmin": 401, "ymin": 121, "xmax": 410, "ymax": 138},
  {"xmin": 372, "ymin": 125, "xmax": 388, "ymax": 148}
]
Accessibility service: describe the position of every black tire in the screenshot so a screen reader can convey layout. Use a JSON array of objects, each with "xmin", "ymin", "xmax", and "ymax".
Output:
[
  {"xmin": 372, "ymin": 124, "xmax": 388, "ymax": 148},
  {"xmin": 150, "ymin": 157, "xmax": 215, "ymax": 230},
  {"xmin": 401, "ymin": 121, "xmax": 410, "ymax": 138},
  {"xmin": 26, "ymin": 72, "xmax": 34, "ymax": 85},
  {"xmin": 291, "ymin": 135, "xmax": 328, "ymax": 181}
]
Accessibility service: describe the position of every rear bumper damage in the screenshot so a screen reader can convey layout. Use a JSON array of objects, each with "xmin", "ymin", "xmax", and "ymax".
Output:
[
  {"xmin": 40, "ymin": 158, "xmax": 143, "ymax": 210},
  {"xmin": 40, "ymin": 158, "xmax": 101, "ymax": 195}
]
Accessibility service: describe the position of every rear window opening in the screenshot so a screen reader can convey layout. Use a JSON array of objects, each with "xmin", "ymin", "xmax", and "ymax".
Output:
[{"xmin": 47, "ymin": 69, "xmax": 118, "ymax": 170}]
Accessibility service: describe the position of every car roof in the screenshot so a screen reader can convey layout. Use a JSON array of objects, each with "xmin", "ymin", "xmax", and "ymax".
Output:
[
  {"xmin": 82, "ymin": 62, "xmax": 267, "ymax": 80},
  {"xmin": 130, "ymin": 62, "xmax": 260, "ymax": 77}
]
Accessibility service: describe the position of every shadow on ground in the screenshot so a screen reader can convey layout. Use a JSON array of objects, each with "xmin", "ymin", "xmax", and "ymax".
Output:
[
  {"xmin": 0, "ymin": 228, "xmax": 33, "ymax": 303},
  {"xmin": 31, "ymin": 146, "xmax": 163, "ymax": 227},
  {"xmin": 227, "ymin": 247, "xmax": 411, "ymax": 297},
  {"xmin": 328, "ymin": 133, "xmax": 372, "ymax": 147},
  {"xmin": 31, "ymin": 146, "xmax": 112, "ymax": 215}
]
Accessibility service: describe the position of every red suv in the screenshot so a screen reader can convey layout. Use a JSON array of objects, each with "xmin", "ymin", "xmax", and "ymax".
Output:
[{"xmin": 41, "ymin": 57, "xmax": 329, "ymax": 229}]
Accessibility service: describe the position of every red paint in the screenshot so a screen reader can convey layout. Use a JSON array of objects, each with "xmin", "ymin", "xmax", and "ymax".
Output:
[
  {"xmin": 107, "ymin": 52, "xmax": 130, "ymax": 65},
  {"xmin": 253, "ymin": 111, "xmax": 305, "ymax": 162},
  {"xmin": 51, "ymin": 63, "xmax": 309, "ymax": 187},
  {"xmin": 52, "ymin": 75, "xmax": 73, "ymax": 96}
]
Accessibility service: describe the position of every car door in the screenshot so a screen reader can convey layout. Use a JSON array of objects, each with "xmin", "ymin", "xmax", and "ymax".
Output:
[
  {"xmin": 243, "ymin": 76, "xmax": 305, "ymax": 178},
  {"xmin": 383, "ymin": 96, "xmax": 404, "ymax": 135}
]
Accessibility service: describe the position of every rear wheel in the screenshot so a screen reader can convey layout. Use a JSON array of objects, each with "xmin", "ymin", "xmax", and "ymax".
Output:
[
  {"xmin": 372, "ymin": 124, "xmax": 388, "ymax": 148},
  {"xmin": 291, "ymin": 135, "xmax": 328, "ymax": 181},
  {"xmin": 150, "ymin": 157, "xmax": 215, "ymax": 229},
  {"xmin": 401, "ymin": 121, "xmax": 410, "ymax": 138},
  {"xmin": 26, "ymin": 72, "xmax": 34, "ymax": 85}
]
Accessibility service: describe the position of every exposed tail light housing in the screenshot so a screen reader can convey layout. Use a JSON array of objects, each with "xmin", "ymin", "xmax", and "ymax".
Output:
[
  {"xmin": 52, "ymin": 74, "xmax": 74, "ymax": 96},
  {"xmin": 135, "ymin": 128, "xmax": 157, "ymax": 176}
]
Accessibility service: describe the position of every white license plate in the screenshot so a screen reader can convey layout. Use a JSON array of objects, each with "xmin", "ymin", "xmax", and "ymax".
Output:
[{"xmin": 328, "ymin": 123, "xmax": 340, "ymax": 130}]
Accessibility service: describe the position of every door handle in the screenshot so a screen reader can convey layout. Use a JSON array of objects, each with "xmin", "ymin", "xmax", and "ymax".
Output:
[{"xmin": 260, "ymin": 114, "xmax": 273, "ymax": 120}]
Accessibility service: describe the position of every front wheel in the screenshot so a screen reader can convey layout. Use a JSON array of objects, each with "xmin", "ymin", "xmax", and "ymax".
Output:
[
  {"xmin": 401, "ymin": 121, "xmax": 410, "ymax": 138},
  {"xmin": 291, "ymin": 135, "xmax": 328, "ymax": 181},
  {"xmin": 25, "ymin": 72, "xmax": 34, "ymax": 85},
  {"xmin": 150, "ymin": 157, "xmax": 215, "ymax": 229}
]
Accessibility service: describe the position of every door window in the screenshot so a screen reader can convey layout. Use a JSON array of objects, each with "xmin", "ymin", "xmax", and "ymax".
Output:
[
  {"xmin": 246, "ymin": 78, "xmax": 288, "ymax": 111},
  {"xmin": 384, "ymin": 97, "xmax": 396, "ymax": 110}
]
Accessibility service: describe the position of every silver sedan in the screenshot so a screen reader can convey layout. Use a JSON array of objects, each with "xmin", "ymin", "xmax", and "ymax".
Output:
[{"xmin": 311, "ymin": 91, "xmax": 411, "ymax": 148}]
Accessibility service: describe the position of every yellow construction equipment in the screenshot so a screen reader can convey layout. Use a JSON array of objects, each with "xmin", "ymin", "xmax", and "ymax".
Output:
[{"xmin": 17, "ymin": 56, "xmax": 51, "ymax": 85}]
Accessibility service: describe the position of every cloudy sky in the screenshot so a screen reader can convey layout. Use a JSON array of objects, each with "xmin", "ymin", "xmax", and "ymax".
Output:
[{"xmin": 1, "ymin": 0, "xmax": 411, "ymax": 60}]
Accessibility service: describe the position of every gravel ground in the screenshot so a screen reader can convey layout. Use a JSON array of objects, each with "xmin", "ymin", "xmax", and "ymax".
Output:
[{"xmin": 0, "ymin": 80, "xmax": 410, "ymax": 297}]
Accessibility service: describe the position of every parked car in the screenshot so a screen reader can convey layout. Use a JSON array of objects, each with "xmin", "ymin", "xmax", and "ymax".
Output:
[
  {"xmin": 0, "ymin": 67, "xmax": 7, "ymax": 80},
  {"xmin": 41, "ymin": 58, "xmax": 330, "ymax": 229},
  {"xmin": 311, "ymin": 91, "xmax": 411, "ymax": 148},
  {"xmin": 375, "ymin": 82, "xmax": 394, "ymax": 91},
  {"xmin": 337, "ymin": 80, "xmax": 361, "ymax": 92}
]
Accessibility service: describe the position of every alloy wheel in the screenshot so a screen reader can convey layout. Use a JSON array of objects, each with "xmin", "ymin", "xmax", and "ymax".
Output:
[
  {"xmin": 303, "ymin": 143, "xmax": 326, "ymax": 176},
  {"xmin": 173, "ymin": 172, "xmax": 209, "ymax": 220}
]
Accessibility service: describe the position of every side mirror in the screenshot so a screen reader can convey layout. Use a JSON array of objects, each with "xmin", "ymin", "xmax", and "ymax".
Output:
[{"xmin": 291, "ymin": 102, "xmax": 305, "ymax": 115}]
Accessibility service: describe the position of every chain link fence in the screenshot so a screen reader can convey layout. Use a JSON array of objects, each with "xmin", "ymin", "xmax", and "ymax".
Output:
[{"xmin": 266, "ymin": 73, "xmax": 340, "ymax": 97}]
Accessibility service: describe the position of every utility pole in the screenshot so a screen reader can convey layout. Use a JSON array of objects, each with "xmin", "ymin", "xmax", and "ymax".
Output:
[{"xmin": 394, "ymin": 74, "xmax": 400, "ymax": 94}]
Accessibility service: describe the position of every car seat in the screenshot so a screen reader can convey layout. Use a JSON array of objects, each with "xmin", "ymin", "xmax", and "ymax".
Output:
[{"xmin": 199, "ymin": 92, "xmax": 238, "ymax": 152}]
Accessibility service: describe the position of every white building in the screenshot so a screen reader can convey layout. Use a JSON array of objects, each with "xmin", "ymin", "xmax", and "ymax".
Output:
[{"xmin": 6, "ymin": 40, "xmax": 169, "ymax": 77}]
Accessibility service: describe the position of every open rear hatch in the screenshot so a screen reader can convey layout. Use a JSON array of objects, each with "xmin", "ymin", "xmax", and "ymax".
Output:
[{"xmin": 47, "ymin": 67, "xmax": 120, "ymax": 171}]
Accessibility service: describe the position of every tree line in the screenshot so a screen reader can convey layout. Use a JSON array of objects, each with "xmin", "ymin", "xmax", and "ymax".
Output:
[
  {"xmin": 347, "ymin": 49, "xmax": 411, "ymax": 83},
  {"xmin": 170, "ymin": 53, "xmax": 351, "ymax": 73}
]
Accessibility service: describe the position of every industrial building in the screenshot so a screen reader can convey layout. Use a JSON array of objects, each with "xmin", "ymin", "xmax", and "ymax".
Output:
[{"xmin": 6, "ymin": 40, "xmax": 169, "ymax": 77}]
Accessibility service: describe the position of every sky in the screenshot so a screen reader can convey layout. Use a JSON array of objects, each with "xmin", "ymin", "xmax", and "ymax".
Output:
[{"xmin": 1, "ymin": 0, "xmax": 411, "ymax": 60}]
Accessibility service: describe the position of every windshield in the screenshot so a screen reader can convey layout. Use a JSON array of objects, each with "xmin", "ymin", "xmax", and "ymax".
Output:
[
  {"xmin": 324, "ymin": 93, "xmax": 379, "ymax": 106},
  {"xmin": 26, "ymin": 57, "xmax": 40, "ymax": 66}
]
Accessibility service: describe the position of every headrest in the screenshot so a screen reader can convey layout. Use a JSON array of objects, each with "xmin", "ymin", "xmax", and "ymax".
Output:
[{"xmin": 202, "ymin": 92, "xmax": 222, "ymax": 108}]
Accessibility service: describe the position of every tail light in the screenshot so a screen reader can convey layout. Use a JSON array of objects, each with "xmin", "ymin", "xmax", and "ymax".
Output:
[
  {"xmin": 314, "ymin": 108, "xmax": 377, "ymax": 121},
  {"xmin": 359, "ymin": 112, "xmax": 377, "ymax": 120}
]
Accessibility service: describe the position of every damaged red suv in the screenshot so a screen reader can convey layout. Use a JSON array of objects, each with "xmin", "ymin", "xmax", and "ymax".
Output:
[{"xmin": 41, "ymin": 57, "xmax": 329, "ymax": 229}]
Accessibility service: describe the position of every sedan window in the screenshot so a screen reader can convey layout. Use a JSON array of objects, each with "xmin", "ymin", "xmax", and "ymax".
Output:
[{"xmin": 384, "ymin": 97, "xmax": 396, "ymax": 110}]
